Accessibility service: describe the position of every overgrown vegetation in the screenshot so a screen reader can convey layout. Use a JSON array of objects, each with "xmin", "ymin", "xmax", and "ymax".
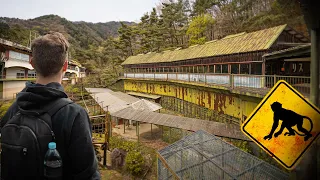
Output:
[
  {"xmin": 0, "ymin": 0, "xmax": 307, "ymax": 88},
  {"xmin": 125, "ymin": 151, "xmax": 145, "ymax": 175},
  {"xmin": 109, "ymin": 136, "xmax": 157, "ymax": 178},
  {"xmin": 0, "ymin": 100, "xmax": 14, "ymax": 119}
]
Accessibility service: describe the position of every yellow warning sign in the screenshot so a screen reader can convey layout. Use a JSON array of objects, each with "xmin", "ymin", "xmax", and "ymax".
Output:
[{"xmin": 241, "ymin": 80, "xmax": 320, "ymax": 170}]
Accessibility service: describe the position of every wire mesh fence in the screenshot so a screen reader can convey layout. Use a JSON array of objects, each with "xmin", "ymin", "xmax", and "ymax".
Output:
[{"xmin": 158, "ymin": 130, "xmax": 289, "ymax": 180}]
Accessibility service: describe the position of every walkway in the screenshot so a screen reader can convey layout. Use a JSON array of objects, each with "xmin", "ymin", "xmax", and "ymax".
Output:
[{"xmin": 111, "ymin": 107, "xmax": 249, "ymax": 141}]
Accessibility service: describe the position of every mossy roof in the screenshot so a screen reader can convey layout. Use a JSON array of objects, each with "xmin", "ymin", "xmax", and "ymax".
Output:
[
  {"xmin": 69, "ymin": 59, "xmax": 83, "ymax": 67},
  {"xmin": 122, "ymin": 24, "xmax": 287, "ymax": 65}
]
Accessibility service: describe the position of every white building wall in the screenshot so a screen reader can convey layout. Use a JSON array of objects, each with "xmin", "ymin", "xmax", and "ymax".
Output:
[
  {"xmin": 5, "ymin": 51, "xmax": 33, "ymax": 70},
  {"xmin": 66, "ymin": 69, "xmax": 80, "ymax": 77},
  {"xmin": 3, "ymin": 81, "xmax": 26, "ymax": 99},
  {"xmin": 79, "ymin": 72, "xmax": 86, "ymax": 78},
  {"xmin": 6, "ymin": 67, "xmax": 26, "ymax": 78}
]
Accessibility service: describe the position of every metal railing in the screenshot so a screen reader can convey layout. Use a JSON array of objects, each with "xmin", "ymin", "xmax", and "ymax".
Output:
[{"xmin": 123, "ymin": 73, "xmax": 312, "ymax": 97}]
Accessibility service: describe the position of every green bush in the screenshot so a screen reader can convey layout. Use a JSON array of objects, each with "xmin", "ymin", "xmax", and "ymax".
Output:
[
  {"xmin": 125, "ymin": 151, "xmax": 145, "ymax": 175},
  {"xmin": 109, "ymin": 136, "xmax": 138, "ymax": 152},
  {"xmin": 0, "ymin": 100, "xmax": 14, "ymax": 118}
]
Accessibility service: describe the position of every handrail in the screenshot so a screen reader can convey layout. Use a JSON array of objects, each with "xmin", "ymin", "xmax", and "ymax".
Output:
[
  {"xmin": 81, "ymin": 87, "xmax": 90, "ymax": 113},
  {"xmin": 123, "ymin": 72, "xmax": 313, "ymax": 98}
]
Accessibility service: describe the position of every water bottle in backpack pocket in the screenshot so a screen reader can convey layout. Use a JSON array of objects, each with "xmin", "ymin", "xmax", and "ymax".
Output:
[
  {"xmin": 44, "ymin": 142, "xmax": 63, "ymax": 180},
  {"xmin": 1, "ymin": 112, "xmax": 56, "ymax": 179},
  {"xmin": 1, "ymin": 98, "xmax": 72, "ymax": 179}
]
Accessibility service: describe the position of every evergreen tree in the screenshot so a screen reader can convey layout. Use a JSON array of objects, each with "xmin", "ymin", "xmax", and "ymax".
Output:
[
  {"xmin": 192, "ymin": 0, "xmax": 218, "ymax": 16},
  {"xmin": 160, "ymin": 0, "xmax": 189, "ymax": 47},
  {"xmin": 117, "ymin": 22, "xmax": 137, "ymax": 57},
  {"xmin": 187, "ymin": 14, "xmax": 215, "ymax": 45}
]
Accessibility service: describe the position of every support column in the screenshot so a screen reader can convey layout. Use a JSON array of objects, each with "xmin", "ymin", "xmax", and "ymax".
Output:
[
  {"xmin": 123, "ymin": 120, "xmax": 125, "ymax": 134},
  {"xmin": 262, "ymin": 60, "xmax": 266, "ymax": 75},
  {"xmin": 136, "ymin": 121, "xmax": 138, "ymax": 136},
  {"xmin": 295, "ymin": 29, "xmax": 319, "ymax": 180},
  {"xmin": 161, "ymin": 125, "xmax": 164, "ymax": 140},
  {"xmin": 310, "ymin": 29, "xmax": 319, "ymax": 106},
  {"xmin": 169, "ymin": 127, "xmax": 172, "ymax": 143},
  {"xmin": 137, "ymin": 122, "xmax": 140, "ymax": 143},
  {"xmin": 151, "ymin": 124, "xmax": 153, "ymax": 138}
]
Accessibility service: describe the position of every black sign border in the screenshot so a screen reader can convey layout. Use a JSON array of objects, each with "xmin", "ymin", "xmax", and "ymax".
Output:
[{"xmin": 242, "ymin": 81, "xmax": 320, "ymax": 169}]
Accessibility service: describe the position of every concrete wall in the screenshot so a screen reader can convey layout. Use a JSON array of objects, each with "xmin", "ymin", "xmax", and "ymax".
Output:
[
  {"xmin": 3, "ymin": 81, "xmax": 26, "ymax": 99},
  {"xmin": 124, "ymin": 80, "xmax": 262, "ymax": 121},
  {"xmin": 6, "ymin": 67, "xmax": 26, "ymax": 78}
]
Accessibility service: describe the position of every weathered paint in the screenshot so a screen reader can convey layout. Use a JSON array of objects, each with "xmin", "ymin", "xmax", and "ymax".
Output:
[
  {"xmin": 242, "ymin": 80, "xmax": 320, "ymax": 170},
  {"xmin": 124, "ymin": 79, "xmax": 262, "ymax": 120}
]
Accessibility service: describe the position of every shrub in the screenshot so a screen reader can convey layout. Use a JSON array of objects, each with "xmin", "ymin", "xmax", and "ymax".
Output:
[
  {"xmin": 0, "ymin": 100, "xmax": 13, "ymax": 118},
  {"xmin": 109, "ymin": 136, "xmax": 137, "ymax": 152},
  {"xmin": 125, "ymin": 151, "xmax": 145, "ymax": 175}
]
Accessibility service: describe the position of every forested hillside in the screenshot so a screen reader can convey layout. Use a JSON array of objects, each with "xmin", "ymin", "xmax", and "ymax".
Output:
[{"xmin": 0, "ymin": 0, "xmax": 308, "ymax": 87}]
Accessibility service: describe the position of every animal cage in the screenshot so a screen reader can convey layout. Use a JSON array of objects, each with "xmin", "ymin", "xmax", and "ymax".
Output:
[{"xmin": 157, "ymin": 130, "xmax": 289, "ymax": 180}]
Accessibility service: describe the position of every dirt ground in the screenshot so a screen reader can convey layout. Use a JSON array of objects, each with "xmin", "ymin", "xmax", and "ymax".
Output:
[
  {"xmin": 99, "ymin": 123, "xmax": 169, "ymax": 179},
  {"xmin": 112, "ymin": 123, "xmax": 168, "ymax": 150}
]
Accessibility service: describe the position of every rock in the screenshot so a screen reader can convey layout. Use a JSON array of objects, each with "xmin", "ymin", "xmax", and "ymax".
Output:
[{"xmin": 111, "ymin": 148, "xmax": 127, "ymax": 169}]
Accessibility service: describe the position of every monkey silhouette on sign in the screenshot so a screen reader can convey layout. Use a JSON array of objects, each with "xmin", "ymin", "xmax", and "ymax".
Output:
[{"xmin": 264, "ymin": 102, "xmax": 313, "ymax": 141}]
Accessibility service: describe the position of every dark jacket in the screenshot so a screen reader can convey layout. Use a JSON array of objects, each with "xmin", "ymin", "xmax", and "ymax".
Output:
[{"xmin": 0, "ymin": 82, "xmax": 100, "ymax": 180}]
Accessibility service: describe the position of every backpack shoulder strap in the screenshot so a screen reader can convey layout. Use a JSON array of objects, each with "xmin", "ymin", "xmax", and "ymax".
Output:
[
  {"xmin": 47, "ymin": 98, "xmax": 74, "ymax": 116},
  {"xmin": 38, "ymin": 98, "xmax": 74, "ymax": 128},
  {"xmin": 41, "ymin": 98, "xmax": 74, "ymax": 142}
]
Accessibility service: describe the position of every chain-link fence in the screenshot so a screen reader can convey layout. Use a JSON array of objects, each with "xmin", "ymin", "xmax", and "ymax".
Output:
[{"xmin": 158, "ymin": 130, "xmax": 289, "ymax": 180}]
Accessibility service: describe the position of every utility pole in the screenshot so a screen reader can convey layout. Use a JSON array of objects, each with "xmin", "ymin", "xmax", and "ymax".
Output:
[{"xmin": 29, "ymin": 31, "xmax": 31, "ymax": 48}]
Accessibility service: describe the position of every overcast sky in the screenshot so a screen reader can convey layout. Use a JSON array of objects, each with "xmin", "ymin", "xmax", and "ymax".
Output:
[{"xmin": 1, "ymin": 0, "xmax": 159, "ymax": 23}]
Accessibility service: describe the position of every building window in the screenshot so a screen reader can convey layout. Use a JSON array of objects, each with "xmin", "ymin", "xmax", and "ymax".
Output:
[
  {"xmin": 194, "ymin": 66, "xmax": 198, "ymax": 73},
  {"xmin": 240, "ymin": 64, "xmax": 250, "ymax": 74},
  {"xmin": 28, "ymin": 70, "xmax": 36, "ymax": 78},
  {"xmin": 251, "ymin": 63, "xmax": 262, "ymax": 75},
  {"xmin": 222, "ymin": 64, "xmax": 228, "ymax": 73},
  {"xmin": 231, "ymin": 64, "xmax": 239, "ymax": 74},
  {"xmin": 215, "ymin": 65, "xmax": 221, "ymax": 73},
  {"xmin": 9, "ymin": 51, "xmax": 29, "ymax": 61},
  {"xmin": 17, "ymin": 72, "xmax": 25, "ymax": 78},
  {"xmin": 68, "ymin": 65, "xmax": 76, "ymax": 70},
  {"xmin": 184, "ymin": 66, "xmax": 188, "ymax": 73},
  {"xmin": 198, "ymin": 66, "xmax": 204, "ymax": 73},
  {"xmin": 209, "ymin": 65, "xmax": 214, "ymax": 73}
]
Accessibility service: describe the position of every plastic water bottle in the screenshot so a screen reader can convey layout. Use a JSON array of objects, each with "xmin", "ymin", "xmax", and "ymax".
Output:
[{"xmin": 44, "ymin": 142, "xmax": 63, "ymax": 180}]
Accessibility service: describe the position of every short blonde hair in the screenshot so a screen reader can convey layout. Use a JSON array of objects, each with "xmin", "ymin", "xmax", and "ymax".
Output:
[{"xmin": 31, "ymin": 32, "xmax": 69, "ymax": 77}]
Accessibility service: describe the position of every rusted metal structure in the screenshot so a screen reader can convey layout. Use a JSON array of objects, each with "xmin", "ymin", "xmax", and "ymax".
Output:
[
  {"xmin": 122, "ymin": 24, "xmax": 309, "ymax": 77},
  {"xmin": 111, "ymin": 107, "xmax": 249, "ymax": 141},
  {"xmin": 121, "ymin": 25, "xmax": 314, "ymax": 100},
  {"xmin": 263, "ymin": 44, "xmax": 311, "ymax": 76}
]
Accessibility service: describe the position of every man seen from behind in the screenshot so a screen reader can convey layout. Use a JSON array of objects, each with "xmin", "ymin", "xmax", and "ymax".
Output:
[{"xmin": 0, "ymin": 32, "xmax": 100, "ymax": 180}]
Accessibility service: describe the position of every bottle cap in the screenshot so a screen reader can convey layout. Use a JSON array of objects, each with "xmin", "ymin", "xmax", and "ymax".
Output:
[{"xmin": 48, "ymin": 142, "xmax": 56, "ymax": 149}]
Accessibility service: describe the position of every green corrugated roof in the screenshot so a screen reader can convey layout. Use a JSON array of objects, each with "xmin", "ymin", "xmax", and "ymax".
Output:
[{"xmin": 122, "ymin": 24, "xmax": 287, "ymax": 65}]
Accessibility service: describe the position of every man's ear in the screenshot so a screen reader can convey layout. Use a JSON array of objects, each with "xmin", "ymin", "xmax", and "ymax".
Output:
[
  {"xmin": 29, "ymin": 57, "xmax": 35, "ymax": 68},
  {"xmin": 63, "ymin": 59, "xmax": 68, "ymax": 71}
]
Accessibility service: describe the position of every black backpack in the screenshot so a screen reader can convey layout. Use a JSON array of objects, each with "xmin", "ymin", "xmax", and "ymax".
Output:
[{"xmin": 1, "ymin": 98, "xmax": 73, "ymax": 180}]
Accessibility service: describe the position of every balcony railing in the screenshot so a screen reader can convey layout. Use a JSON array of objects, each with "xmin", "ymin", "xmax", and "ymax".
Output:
[
  {"xmin": 123, "ymin": 73, "xmax": 313, "ymax": 98},
  {"xmin": 0, "ymin": 75, "xmax": 37, "ymax": 80}
]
